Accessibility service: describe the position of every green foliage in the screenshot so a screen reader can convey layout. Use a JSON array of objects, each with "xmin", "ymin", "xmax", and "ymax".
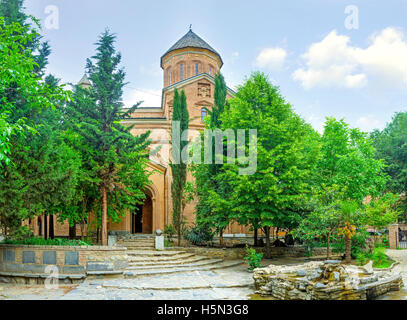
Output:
[
  {"xmin": 363, "ymin": 193, "xmax": 400, "ymax": 229},
  {"xmin": 244, "ymin": 245, "xmax": 263, "ymax": 270},
  {"xmin": 333, "ymin": 228, "xmax": 370, "ymax": 257},
  {"xmin": 170, "ymin": 88, "xmax": 189, "ymax": 245},
  {"xmin": 164, "ymin": 224, "xmax": 176, "ymax": 243},
  {"xmin": 372, "ymin": 112, "xmax": 407, "ymax": 220},
  {"xmin": 183, "ymin": 225, "xmax": 213, "ymax": 246},
  {"xmin": 65, "ymin": 30, "xmax": 151, "ymax": 239},
  {"xmin": 2, "ymin": 236, "xmax": 91, "ymax": 246},
  {"xmin": 356, "ymin": 246, "xmax": 394, "ymax": 269},
  {"xmin": 191, "ymin": 73, "xmax": 234, "ymax": 242},
  {"xmin": 220, "ymin": 72, "xmax": 321, "ymax": 257}
]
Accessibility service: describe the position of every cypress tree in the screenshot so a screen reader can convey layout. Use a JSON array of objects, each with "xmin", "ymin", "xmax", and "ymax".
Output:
[{"xmin": 170, "ymin": 88, "xmax": 189, "ymax": 246}]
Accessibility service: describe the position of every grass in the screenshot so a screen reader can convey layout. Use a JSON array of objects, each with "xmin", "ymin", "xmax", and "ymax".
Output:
[{"xmin": 1, "ymin": 236, "xmax": 92, "ymax": 246}]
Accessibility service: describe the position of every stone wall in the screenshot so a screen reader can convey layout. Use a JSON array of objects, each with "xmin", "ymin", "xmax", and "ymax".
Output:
[
  {"xmin": 173, "ymin": 246, "xmax": 337, "ymax": 260},
  {"xmin": 0, "ymin": 244, "xmax": 128, "ymax": 284}
]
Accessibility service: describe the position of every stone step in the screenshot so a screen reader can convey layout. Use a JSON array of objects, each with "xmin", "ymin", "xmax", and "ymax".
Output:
[
  {"xmin": 123, "ymin": 260, "xmax": 244, "ymax": 278},
  {"xmin": 123, "ymin": 246, "xmax": 156, "ymax": 250},
  {"xmin": 128, "ymin": 255, "xmax": 205, "ymax": 266},
  {"xmin": 127, "ymin": 250, "xmax": 187, "ymax": 257},
  {"xmin": 127, "ymin": 258, "xmax": 222, "ymax": 270},
  {"xmin": 128, "ymin": 252, "xmax": 196, "ymax": 262}
]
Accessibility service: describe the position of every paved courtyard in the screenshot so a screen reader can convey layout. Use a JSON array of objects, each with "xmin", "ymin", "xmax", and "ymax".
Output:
[{"xmin": 0, "ymin": 262, "xmax": 255, "ymax": 300}]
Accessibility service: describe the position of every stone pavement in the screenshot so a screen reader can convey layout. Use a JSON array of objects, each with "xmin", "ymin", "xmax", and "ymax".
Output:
[
  {"xmin": 0, "ymin": 262, "xmax": 254, "ymax": 300},
  {"xmin": 376, "ymin": 249, "xmax": 407, "ymax": 300}
]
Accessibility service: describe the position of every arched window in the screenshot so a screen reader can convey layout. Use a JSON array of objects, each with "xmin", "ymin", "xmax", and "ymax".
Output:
[
  {"xmin": 168, "ymin": 69, "xmax": 172, "ymax": 85},
  {"xmin": 201, "ymin": 108, "xmax": 208, "ymax": 122},
  {"xmin": 209, "ymin": 66, "xmax": 213, "ymax": 76},
  {"xmin": 180, "ymin": 63, "xmax": 184, "ymax": 81},
  {"xmin": 195, "ymin": 63, "xmax": 199, "ymax": 75}
]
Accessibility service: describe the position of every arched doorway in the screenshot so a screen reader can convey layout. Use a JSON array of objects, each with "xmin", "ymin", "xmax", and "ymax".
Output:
[{"xmin": 131, "ymin": 193, "xmax": 153, "ymax": 234}]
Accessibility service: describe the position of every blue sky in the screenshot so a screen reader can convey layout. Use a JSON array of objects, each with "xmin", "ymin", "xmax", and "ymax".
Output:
[{"xmin": 25, "ymin": 0, "xmax": 407, "ymax": 132}]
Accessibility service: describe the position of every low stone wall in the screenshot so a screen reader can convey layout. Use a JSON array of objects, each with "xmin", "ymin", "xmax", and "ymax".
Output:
[
  {"xmin": 174, "ymin": 245, "xmax": 336, "ymax": 260},
  {"xmin": 0, "ymin": 244, "xmax": 128, "ymax": 284}
]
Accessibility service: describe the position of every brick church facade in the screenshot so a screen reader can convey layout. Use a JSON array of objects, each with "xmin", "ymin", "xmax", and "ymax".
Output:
[{"xmin": 28, "ymin": 29, "xmax": 251, "ymax": 238}]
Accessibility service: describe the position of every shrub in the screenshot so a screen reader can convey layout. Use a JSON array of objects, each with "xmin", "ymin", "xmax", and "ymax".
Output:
[
  {"xmin": 356, "ymin": 245, "xmax": 394, "ymax": 268},
  {"xmin": 244, "ymin": 245, "xmax": 263, "ymax": 271},
  {"xmin": 183, "ymin": 225, "xmax": 213, "ymax": 246},
  {"xmin": 164, "ymin": 224, "xmax": 176, "ymax": 243},
  {"xmin": 1, "ymin": 237, "xmax": 91, "ymax": 246}
]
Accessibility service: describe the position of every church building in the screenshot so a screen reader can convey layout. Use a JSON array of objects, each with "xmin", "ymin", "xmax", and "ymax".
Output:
[{"xmin": 30, "ymin": 29, "xmax": 250, "ymax": 238}]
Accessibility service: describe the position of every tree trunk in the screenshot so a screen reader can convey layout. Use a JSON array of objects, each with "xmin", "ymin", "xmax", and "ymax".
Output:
[
  {"xmin": 254, "ymin": 228, "xmax": 258, "ymax": 247},
  {"xmin": 49, "ymin": 215, "xmax": 54, "ymax": 239},
  {"xmin": 326, "ymin": 232, "xmax": 330, "ymax": 259},
  {"xmin": 345, "ymin": 234, "xmax": 351, "ymax": 264},
  {"xmin": 264, "ymin": 226, "xmax": 271, "ymax": 259},
  {"xmin": 219, "ymin": 229, "xmax": 224, "ymax": 248},
  {"xmin": 101, "ymin": 183, "xmax": 108, "ymax": 246}
]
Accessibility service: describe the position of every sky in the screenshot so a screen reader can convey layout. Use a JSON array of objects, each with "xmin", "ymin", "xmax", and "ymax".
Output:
[{"xmin": 24, "ymin": 0, "xmax": 407, "ymax": 133}]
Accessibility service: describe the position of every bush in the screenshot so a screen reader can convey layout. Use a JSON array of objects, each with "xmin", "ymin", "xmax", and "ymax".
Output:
[
  {"xmin": 244, "ymin": 245, "xmax": 263, "ymax": 271},
  {"xmin": 1, "ymin": 237, "xmax": 92, "ymax": 246},
  {"xmin": 183, "ymin": 225, "xmax": 213, "ymax": 246},
  {"xmin": 164, "ymin": 224, "xmax": 176, "ymax": 243},
  {"xmin": 356, "ymin": 246, "xmax": 394, "ymax": 268}
]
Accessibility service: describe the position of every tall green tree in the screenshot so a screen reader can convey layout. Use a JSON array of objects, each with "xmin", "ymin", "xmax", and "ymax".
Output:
[
  {"xmin": 66, "ymin": 30, "xmax": 151, "ymax": 245},
  {"xmin": 221, "ymin": 72, "xmax": 321, "ymax": 258},
  {"xmin": 0, "ymin": 16, "xmax": 72, "ymax": 237},
  {"xmin": 372, "ymin": 112, "xmax": 407, "ymax": 219},
  {"xmin": 317, "ymin": 118, "xmax": 387, "ymax": 263},
  {"xmin": 191, "ymin": 73, "xmax": 233, "ymax": 246},
  {"xmin": 170, "ymin": 88, "xmax": 189, "ymax": 246}
]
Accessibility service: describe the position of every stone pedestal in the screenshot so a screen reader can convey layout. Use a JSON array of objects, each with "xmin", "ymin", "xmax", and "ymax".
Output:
[
  {"xmin": 155, "ymin": 235, "xmax": 164, "ymax": 250},
  {"xmin": 108, "ymin": 235, "xmax": 117, "ymax": 247}
]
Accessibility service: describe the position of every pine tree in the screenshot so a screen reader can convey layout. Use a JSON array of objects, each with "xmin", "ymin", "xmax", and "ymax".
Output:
[
  {"xmin": 170, "ymin": 88, "xmax": 189, "ymax": 246},
  {"xmin": 66, "ymin": 30, "xmax": 151, "ymax": 245}
]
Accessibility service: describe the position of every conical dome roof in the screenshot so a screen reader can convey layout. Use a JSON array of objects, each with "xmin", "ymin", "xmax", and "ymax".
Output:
[{"xmin": 161, "ymin": 29, "xmax": 222, "ymax": 66}]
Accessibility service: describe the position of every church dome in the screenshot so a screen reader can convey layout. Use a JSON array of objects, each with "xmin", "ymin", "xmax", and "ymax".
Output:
[{"xmin": 161, "ymin": 29, "xmax": 223, "ymax": 67}]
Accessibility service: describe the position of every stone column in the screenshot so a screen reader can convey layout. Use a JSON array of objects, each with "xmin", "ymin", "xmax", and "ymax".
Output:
[{"xmin": 388, "ymin": 224, "xmax": 398, "ymax": 249}]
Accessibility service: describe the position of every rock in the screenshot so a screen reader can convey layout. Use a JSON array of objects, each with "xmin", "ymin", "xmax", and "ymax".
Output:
[
  {"xmin": 333, "ymin": 272, "xmax": 340, "ymax": 281},
  {"xmin": 361, "ymin": 261, "xmax": 373, "ymax": 274},
  {"xmin": 297, "ymin": 269, "xmax": 307, "ymax": 277},
  {"xmin": 315, "ymin": 282, "xmax": 326, "ymax": 289}
]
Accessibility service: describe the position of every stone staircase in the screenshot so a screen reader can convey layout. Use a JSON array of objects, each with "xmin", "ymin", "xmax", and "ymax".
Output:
[{"xmin": 115, "ymin": 234, "xmax": 244, "ymax": 278}]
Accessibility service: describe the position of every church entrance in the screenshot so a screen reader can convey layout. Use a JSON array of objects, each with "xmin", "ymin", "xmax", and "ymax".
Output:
[{"xmin": 131, "ymin": 194, "xmax": 153, "ymax": 234}]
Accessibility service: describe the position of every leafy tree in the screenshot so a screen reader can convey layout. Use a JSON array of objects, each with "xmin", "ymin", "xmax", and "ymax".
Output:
[
  {"xmin": 220, "ymin": 72, "xmax": 321, "ymax": 258},
  {"xmin": 316, "ymin": 118, "xmax": 388, "ymax": 263},
  {"xmin": 372, "ymin": 112, "xmax": 407, "ymax": 219},
  {"xmin": 293, "ymin": 186, "xmax": 343, "ymax": 259},
  {"xmin": 65, "ymin": 30, "xmax": 151, "ymax": 245},
  {"xmin": 363, "ymin": 193, "xmax": 400, "ymax": 230},
  {"xmin": 170, "ymin": 88, "xmax": 189, "ymax": 246},
  {"xmin": 191, "ymin": 73, "xmax": 233, "ymax": 247},
  {"xmin": 0, "ymin": 16, "xmax": 72, "ymax": 237}
]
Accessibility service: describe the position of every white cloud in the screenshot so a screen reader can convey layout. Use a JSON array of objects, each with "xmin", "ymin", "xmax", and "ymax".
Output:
[
  {"xmin": 124, "ymin": 88, "xmax": 162, "ymax": 108},
  {"xmin": 255, "ymin": 47, "xmax": 287, "ymax": 71},
  {"xmin": 356, "ymin": 115, "xmax": 382, "ymax": 132},
  {"xmin": 293, "ymin": 27, "xmax": 407, "ymax": 90}
]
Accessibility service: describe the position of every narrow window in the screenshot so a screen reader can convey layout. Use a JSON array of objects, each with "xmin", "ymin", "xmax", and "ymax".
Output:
[
  {"xmin": 195, "ymin": 63, "xmax": 199, "ymax": 75},
  {"xmin": 209, "ymin": 67, "xmax": 212, "ymax": 76},
  {"xmin": 201, "ymin": 108, "xmax": 208, "ymax": 122},
  {"xmin": 180, "ymin": 63, "xmax": 184, "ymax": 81},
  {"xmin": 168, "ymin": 69, "xmax": 172, "ymax": 85}
]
